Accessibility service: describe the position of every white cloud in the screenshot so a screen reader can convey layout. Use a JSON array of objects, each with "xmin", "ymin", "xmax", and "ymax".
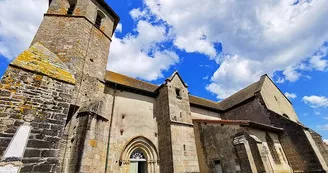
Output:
[
  {"xmin": 116, "ymin": 23, "xmax": 123, "ymax": 33},
  {"xmin": 130, "ymin": 8, "xmax": 149, "ymax": 20},
  {"xmin": 315, "ymin": 111, "xmax": 321, "ymax": 115},
  {"xmin": 0, "ymin": 0, "xmax": 48, "ymax": 60},
  {"xmin": 302, "ymin": 95, "xmax": 328, "ymax": 108},
  {"xmin": 285, "ymin": 92, "xmax": 297, "ymax": 99},
  {"xmin": 317, "ymin": 124, "xmax": 328, "ymax": 131},
  {"xmin": 139, "ymin": 0, "xmax": 328, "ymax": 99},
  {"xmin": 206, "ymin": 55, "xmax": 263, "ymax": 99},
  {"xmin": 107, "ymin": 21, "xmax": 179, "ymax": 81},
  {"xmin": 283, "ymin": 66, "xmax": 302, "ymax": 82}
]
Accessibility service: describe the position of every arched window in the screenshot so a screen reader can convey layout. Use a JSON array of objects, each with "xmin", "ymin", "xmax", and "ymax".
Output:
[
  {"xmin": 130, "ymin": 149, "xmax": 146, "ymax": 161},
  {"xmin": 67, "ymin": 0, "xmax": 77, "ymax": 15},
  {"xmin": 266, "ymin": 133, "xmax": 281, "ymax": 164},
  {"xmin": 95, "ymin": 11, "xmax": 105, "ymax": 29}
]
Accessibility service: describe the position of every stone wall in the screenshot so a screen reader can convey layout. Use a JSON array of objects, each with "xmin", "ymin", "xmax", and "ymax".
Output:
[
  {"xmin": 310, "ymin": 130, "xmax": 328, "ymax": 165},
  {"xmin": 223, "ymin": 93, "xmax": 328, "ymax": 172},
  {"xmin": 0, "ymin": 66, "xmax": 74, "ymax": 172},
  {"xmin": 260, "ymin": 76, "xmax": 298, "ymax": 122},
  {"xmin": 194, "ymin": 122, "xmax": 243, "ymax": 173},
  {"xmin": 190, "ymin": 106, "xmax": 221, "ymax": 120},
  {"xmin": 105, "ymin": 88, "xmax": 159, "ymax": 173},
  {"xmin": 222, "ymin": 96, "xmax": 271, "ymax": 125},
  {"xmin": 32, "ymin": 15, "xmax": 111, "ymax": 86},
  {"xmin": 268, "ymin": 110, "xmax": 326, "ymax": 172},
  {"xmin": 166, "ymin": 74, "xmax": 200, "ymax": 173},
  {"xmin": 156, "ymin": 86, "xmax": 174, "ymax": 173},
  {"xmin": 47, "ymin": 0, "xmax": 115, "ymax": 37}
]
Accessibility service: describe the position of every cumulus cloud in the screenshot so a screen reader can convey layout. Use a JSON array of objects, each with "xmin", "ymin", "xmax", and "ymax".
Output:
[
  {"xmin": 206, "ymin": 55, "xmax": 263, "ymax": 98},
  {"xmin": 302, "ymin": 95, "xmax": 328, "ymax": 108},
  {"xmin": 107, "ymin": 21, "xmax": 179, "ymax": 81},
  {"xmin": 285, "ymin": 92, "xmax": 297, "ymax": 99},
  {"xmin": 0, "ymin": 0, "xmax": 48, "ymax": 60},
  {"xmin": 137, "ymin": 0, "xmax": 328, "ymax": 99}
]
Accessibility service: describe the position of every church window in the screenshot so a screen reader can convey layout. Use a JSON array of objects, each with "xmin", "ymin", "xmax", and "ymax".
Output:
[
  {"xmin": 176, "ymin": 88, "xmax": 182, "ymax": 98},
  {"xmin": 130, "ymin": 149, "xmax": 145, "ymax": 160},
  {"xmin": 67, "ymin": 0, "xmax": 77, "ymax": 15},
  {"xmin": 266, "ymin": 133, "xmax": 281, "ymax": 164}
]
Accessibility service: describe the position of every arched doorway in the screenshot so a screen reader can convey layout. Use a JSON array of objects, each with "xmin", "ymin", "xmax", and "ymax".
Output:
[
  {"xmin": 130, "ymin": 149, "xmax": 147, "ymax": 173},
  {"xmin": 120, "ymin": 136, "xmax": 159, "ymax": 173}
]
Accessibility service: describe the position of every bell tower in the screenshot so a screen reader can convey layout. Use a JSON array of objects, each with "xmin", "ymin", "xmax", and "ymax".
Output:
[
  {"xmin": 31, "ymin": 1, "xmax": 120, "ymax": 172},
  {"xmin": 32, "ymin": 0, "xmax": 119, "ymax": 104}
]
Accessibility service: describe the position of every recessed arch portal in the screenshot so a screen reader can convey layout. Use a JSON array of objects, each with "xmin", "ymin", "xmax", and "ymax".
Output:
[{"xmin": 120, "ymin": 136, "xmax": 159, "ymax": 173}]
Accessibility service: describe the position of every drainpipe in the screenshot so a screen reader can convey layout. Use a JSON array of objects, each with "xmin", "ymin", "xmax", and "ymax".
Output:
[{"xmin": 105, "ymin": 83, "xmax": 117, "ymax": 173}]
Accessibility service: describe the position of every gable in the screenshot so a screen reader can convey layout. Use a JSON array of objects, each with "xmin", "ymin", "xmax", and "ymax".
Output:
[
  {"xmin": 165, "ymin": 71, "xmax": 188, "ymax": 88},
  {"xmin": 260, "ymin": 75, "xmax": 298, "ymax": 122}
]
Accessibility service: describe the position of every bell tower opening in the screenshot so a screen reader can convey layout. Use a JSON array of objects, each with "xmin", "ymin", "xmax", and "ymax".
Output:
[{"xmin": 67, "ymin": 0, "xmax": 77, "ymax": 15}]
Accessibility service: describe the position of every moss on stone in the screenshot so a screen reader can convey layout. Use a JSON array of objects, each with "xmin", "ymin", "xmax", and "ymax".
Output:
[{"xmin": 10, "ymin": 42, "xmax": 76, "ymax": 85}]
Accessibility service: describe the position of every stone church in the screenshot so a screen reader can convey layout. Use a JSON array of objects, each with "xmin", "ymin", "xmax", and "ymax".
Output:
[{"xmin": 0, "ymin": 0, "xmax": 327, "ymax": 172}]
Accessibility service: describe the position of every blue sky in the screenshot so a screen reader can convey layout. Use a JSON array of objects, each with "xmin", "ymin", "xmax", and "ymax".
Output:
[{"xmin": 0, "ymin": 0, "xmax": 328, "ymax": 140}]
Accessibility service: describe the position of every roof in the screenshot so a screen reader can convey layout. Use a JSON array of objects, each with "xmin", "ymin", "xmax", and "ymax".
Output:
[
  {"xmin": 10, "ymin": 42, "xmax": 75, "ymax": 84},
  {"xmin": 193, "ymin": 119, "xmax": 283, "ymax": 133},
  {"xmin": 217, "ymin": 77, "xmax": 265, "ymax": 110},
  {"xmin": 166, "ymin": 70, "xmax": 188, "ymax": 87},
  {"xmin": 104, "ymin": 71, "xmax": 268, "ymax": 111},
  {"xmin": 105, "ymin": 71, "xmax": 158, "ymax": 92},
  {"xmin": 189, "ymin": 95, "xmax": 223, "ymax": 111}
]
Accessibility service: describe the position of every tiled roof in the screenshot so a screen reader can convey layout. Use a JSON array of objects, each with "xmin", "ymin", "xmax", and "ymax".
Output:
[
  {"xmin": 189, "ymin": 95, "xmax": 223, "ymax": 111},
  {"xmin": 217, "ymin": 78, "xmax": 265, "ymax": 110},
  {"xmin": 104, "ymin": 70, "xmax": 266, "ymax": 112},
  {"xmin": 105, "ymin": 71, "xmax": 158, "ymax": 92}
]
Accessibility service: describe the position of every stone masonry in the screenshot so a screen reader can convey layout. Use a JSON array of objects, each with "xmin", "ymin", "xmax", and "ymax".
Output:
[
  {"xmin": 0, "ymin": 49, "xmax": 75, "ymax": 172},
  {"xmin": 0, "ymin": 0, "xmax": 328, "ymax": 173}
]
